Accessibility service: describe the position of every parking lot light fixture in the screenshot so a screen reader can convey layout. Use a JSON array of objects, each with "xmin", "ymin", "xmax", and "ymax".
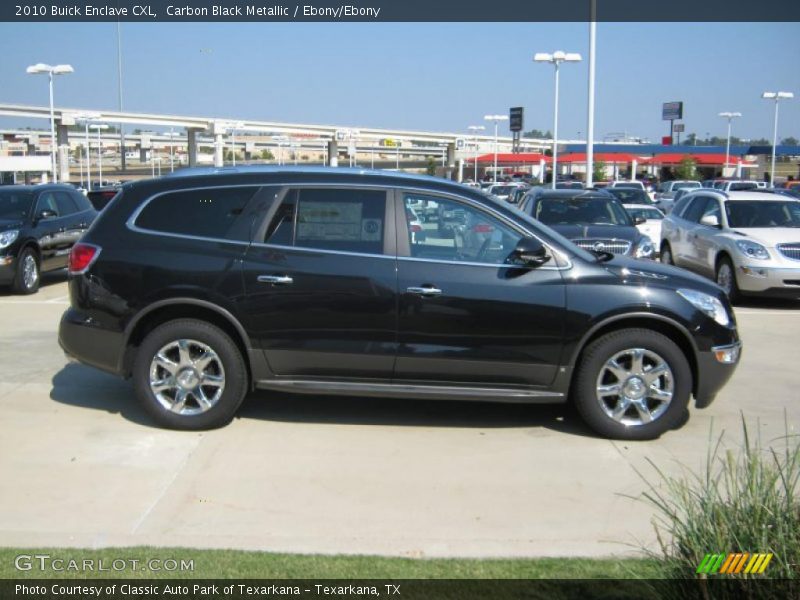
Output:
[
  {"xmin": 762, "ymin": 92, "xmax": 794, "ymax": 185},
  {"xmin": 718, "ymin": 112, "xmax": 742, "ymax": 173},
  {"xmin": 468, "ymin": 125, "xmax": 485, "ymax": 181},
  {"xmin": 535, "ymin": 51, "xmax": 582, "ymax": 188},
  {"xmin": 89, "ymin": 124, "xmax": 109, "ymax": 186},
  {"xmin": 26, "ymin": 63, "xmax": 74, "ymax": 183},
  {"xmin": 484, "ymin": 115, "xmax": 508, "ymax": 182}
]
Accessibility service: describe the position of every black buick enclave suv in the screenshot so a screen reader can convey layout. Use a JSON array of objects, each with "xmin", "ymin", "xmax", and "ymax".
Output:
[{"xmin": 59, "ymin": 167, "xmax": 741, "ymax": 440}]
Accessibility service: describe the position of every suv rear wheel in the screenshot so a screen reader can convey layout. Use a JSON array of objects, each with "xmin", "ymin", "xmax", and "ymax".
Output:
[
  {"xmin": 573, "ymin": 328, "xmax": 691, "ymax": 440},
  {"xmin": 133, "ymin": 319, "xmax": 248, "ymax": 430},
  {"xmin": 660, "ymin": 243, "xmax": 674, "ymax": 266}
]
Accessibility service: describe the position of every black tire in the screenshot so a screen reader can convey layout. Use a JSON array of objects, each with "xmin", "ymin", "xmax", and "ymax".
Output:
[
  {"xmin": 660, "ymin": 243, "xmax": 674, "ymax": 266},
  {"xmin": 716, "ymin": 256, "xmax": 741, "ymax": 304},
  {"xmin": 133, "ymin": 319, "xmax": 248, "ymax": 430},
  {"xmin": 572, "ymin": 328, "xmax": 692, "ymax": 440},
  {"xmin": 12, "ymin": 248, "xmax": 40, "ymax": 295}
]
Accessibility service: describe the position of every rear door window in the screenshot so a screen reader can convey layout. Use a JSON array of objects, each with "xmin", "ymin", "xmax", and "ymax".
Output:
[
  {"xmin": 264, "ymin": 188, "xmax": 388, "ymax": 255},
  {"xmin": 54, "ymin": 192, "xmax": 79, "ymax": 216},
  {"xmin": 135, "ymin": 186, "xmax": 261, "ymax": 241}
]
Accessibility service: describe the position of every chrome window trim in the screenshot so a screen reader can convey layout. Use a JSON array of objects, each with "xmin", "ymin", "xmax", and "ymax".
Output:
[{"xmin": 125, "ymin": 180, "xmax": 573, "ymax": 269}]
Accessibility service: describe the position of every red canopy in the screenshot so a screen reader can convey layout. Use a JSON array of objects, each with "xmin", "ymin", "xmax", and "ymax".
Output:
[
  {"xmin": 471, "ymin": 153, "xmax": 551, "ymax": 165},
  {"xmin": 558, "ymin": 152, "xmax": 646, "ymax": 164}
]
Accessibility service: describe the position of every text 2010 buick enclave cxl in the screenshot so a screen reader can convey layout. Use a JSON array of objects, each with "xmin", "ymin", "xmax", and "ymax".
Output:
[{"xmin": 59, "ymin": 167, "xmax": 741, "ymax": 440}]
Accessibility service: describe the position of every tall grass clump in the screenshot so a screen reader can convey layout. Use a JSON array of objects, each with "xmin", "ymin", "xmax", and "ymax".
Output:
[{"xmin": 636, "ymin": 415, "xmax": 798, "ymax": 598}]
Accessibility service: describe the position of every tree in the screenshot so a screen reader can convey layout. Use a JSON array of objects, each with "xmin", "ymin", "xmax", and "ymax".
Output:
[
  {"xmin": 593, "ymin": 160, "xmax": 607, "ymax": 183},
  {"xmin": 523, "ymin": 129, "xmax": 552, "ymax": 139},
  {"xmin": 426, "ymin": 156, "xmax": 437, "ymax": 176},
  {"xmin": 260, "ymin": 149, "xmax": 274, "ymax": 160},
  {"xmin": 781, "ymin": 136, "xmax": 798, "ymax": 146},
  {"xmin": 675, "ymin": 156, "xmax": 699, "ymax": 180}
]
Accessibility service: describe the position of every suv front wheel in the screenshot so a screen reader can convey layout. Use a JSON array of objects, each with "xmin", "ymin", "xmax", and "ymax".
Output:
[
  {"xmin": 133, "ymin": 319, "xmax": 248, "ymax": 430},
  {"xmin": 573, "ymin": 328, "xmax": 692, "ymax": 440}
]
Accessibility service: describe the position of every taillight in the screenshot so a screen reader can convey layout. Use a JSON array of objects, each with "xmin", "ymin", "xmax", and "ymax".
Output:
[
  {"xmin": 473, "ymin": 224, "xmax": 494, "ymax": 233},
  {"xmin": 68, "ymin": 243, "xmax": 101, "ymax": 274},
  {"xmin": 410, "ymin": 224, "xmax": 422, "ymax": 233}
]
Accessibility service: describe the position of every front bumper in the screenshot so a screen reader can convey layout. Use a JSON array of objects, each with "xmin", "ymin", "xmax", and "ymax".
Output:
[
  {"xmin": 0, "ymin": 255, "xmax": 16, "ymax": 284},
  {"xmin": 695, "ymin": 341, "xmax": 742, "ymax": 408},
  {"xmin": 736, "ymin": 264, "xmax": 800, "ymax": 296}
]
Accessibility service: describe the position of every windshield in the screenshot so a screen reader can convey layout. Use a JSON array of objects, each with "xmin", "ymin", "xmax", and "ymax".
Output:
[
  {"xmin": 534, "ymin": 197, "xmax": 632, "ymax": 226},
  {"xmin": 0, "ymin": 191, "xmax": 34, "ymax": 220},
  {"xmin": 626, "ymin": 207, "xmax": 664, "ymax": 221},
  {"xmin": 608, "ymin": 188, "xmax": 651, "ymax": 204},
  {"xmin": 728, "ymin": 182, "xmax": 758, "ymax": 191},
  {"xmin": 489, "ymin": 186, "xmax": 515, "ymax": 195},
  {"xmin": 674, "ymin": 181, "xmax": 702, "ymax": 190},
  {"xmin": 725, "ymin": 200, "xmax": 800, "ymax": 228}
]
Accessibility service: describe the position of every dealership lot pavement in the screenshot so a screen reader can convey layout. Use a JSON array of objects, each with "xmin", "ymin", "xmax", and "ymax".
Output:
[{"xmin": 0, "ymin": 275, "xmax": 798, "ymax": 558}]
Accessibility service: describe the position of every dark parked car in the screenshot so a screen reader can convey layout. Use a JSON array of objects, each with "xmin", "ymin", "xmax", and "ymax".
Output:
[
  {"xmin": 87, "ymin": 186, "xmax": 121, "ymax": 211},
  {"xmin": 59, "ymin": 167, "xmax": 741, "ymax": 440},
  {"xmin": 519, "ymin": 188, "xmax": 656, "ymax": 259},
  {"xmin": 0, "ymin": 184, "xmax": 97, "ymax": 294}
]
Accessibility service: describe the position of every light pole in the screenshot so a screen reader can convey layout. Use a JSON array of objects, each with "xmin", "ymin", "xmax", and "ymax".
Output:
[
  {"xmin": 467, "ymin": 125, "xmax": 485, "ymax": 181},
  {"xmin": 586, "ymin": 2, "xmax": 597, "ymax": 187},
  {"xmin": 484, "ymin": 115, "xmax": 508, "ymax": 182},
  {"xmin": 75, "ymin": 113, "xmax": 100, "ymax": 191},
  {"xmin": 534, "ymin": 51, "xmax": 582, "ymax": 188},
  {"xmin": 762, "ymin": 92, "xmax": 794, "ymax": 185},
  {"xmin": 26, "ymin": 63, "xmax": 74, "ymax": 183},
  {"xmin": 89, "ymin": 124, "xmax": 109, "ymax": 186},
  {"xmin": 273, "ymin": 135, "xmax": 288, "ymax": 165},
  {"xmin": 228, "ymin": 121, "xmax": 245, "ymax": 166},
  {"xmin": 718, "ymin": 112, "xmax": 742, "ymax": 174}
]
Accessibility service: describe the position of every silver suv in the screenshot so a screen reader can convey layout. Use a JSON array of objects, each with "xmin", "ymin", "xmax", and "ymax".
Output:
[{"xmin": 660, "ymin": 190, "xmax": 800, "ymax": 301}]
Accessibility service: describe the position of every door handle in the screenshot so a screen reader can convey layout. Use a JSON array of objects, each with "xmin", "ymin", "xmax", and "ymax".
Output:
[
  {"xmin": 257, "ymin": 275, "xmax": 294, "ymax": 285},
  {"xmin": 407, "ymin": 286, "xmax": 442, "ymax": 297}
]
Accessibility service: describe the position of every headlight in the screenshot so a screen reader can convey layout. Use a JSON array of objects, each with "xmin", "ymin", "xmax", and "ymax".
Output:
[
  {"xmin": 634, "ymin": 235, "xmax": 655, "ymax": 259},
  {"xmin": 677, "ymin": 289, "xmax": 730, "ymax": 327},
  {"xmin": 0, "ymin": 229, "xmax": 19, "ymax": 249},
  {"xmin": 735, "ymin": 240, "xmax": 770, "ymax": 260}
]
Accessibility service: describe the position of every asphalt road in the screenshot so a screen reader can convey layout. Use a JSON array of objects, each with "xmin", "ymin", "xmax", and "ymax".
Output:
[{"xmin": 0, "ymin": 274, "xmax": 798, "ymax": 558}]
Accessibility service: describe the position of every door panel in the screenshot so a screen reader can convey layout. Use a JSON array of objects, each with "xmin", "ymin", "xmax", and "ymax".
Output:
[
  {"xmin": 241, "ymin": 186, "xmax": 398, "ymax": 379},
  {"xmin": 395, "ymin": 192, "xmax": 566, "ymax": 386}
]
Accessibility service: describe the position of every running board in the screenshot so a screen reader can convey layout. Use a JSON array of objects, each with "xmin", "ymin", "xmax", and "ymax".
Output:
[{"xmin": 254, "ymin": 379, "xmax": 565, "ymax": 404}]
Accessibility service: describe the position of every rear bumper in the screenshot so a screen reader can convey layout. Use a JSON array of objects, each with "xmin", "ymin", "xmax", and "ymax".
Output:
[
  {"xmin": 694, "ymin": 341, "xmax": 742, "ymax": 409},
  {"xmin": 59, "ymin": 308, "xmax": 126, "ymax": 376}
]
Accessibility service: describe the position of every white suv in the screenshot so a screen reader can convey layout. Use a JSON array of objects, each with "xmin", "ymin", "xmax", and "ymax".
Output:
[{"xmin": 660, "ymin": 190, "xmax": 800, "ymax": 301}]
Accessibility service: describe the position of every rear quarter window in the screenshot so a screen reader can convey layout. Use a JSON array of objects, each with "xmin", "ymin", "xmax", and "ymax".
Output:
[{"xmin": 134, "ymin": 186, "xmax": 261, "ymax": 241}]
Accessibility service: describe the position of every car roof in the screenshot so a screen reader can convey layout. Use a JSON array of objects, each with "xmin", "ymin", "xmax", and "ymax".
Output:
[
  {"xmin": 0, "ymin": 184, "xmax": 76, "ymax": 192},
  {"xmin": 682, "ymin": 190, "xmax": 796, "ymax": 202},
  {"xmin": 623, "ymin": 203, "xmax": 662, "ymax": 210},
  {"xmin": 534, "ymin": 189, "xmax": 612, "ymax": 199}
]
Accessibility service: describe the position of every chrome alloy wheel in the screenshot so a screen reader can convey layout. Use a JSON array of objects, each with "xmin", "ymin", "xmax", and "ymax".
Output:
[
  {"xmin": 22, "ymin": 254, "xmax": 38, "ymax": 289},
  {"xmin": 717, "ymin": 262, "xmax": 734, "ymax": 295},
  {"xmin": 149, "ymin": 339, "xmax": 225, "ymax": 415},
  {"xmin": 595, "ymin": 348, "xmax": 674, "ymax": 426}
]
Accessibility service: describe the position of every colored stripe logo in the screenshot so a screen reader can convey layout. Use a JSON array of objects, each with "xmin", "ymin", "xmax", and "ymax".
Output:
[{"xmin": 696, "ymin": 553, "xmax": 773, "ymax": 574}]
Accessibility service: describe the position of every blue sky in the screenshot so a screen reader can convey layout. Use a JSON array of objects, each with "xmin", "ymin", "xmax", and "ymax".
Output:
[{"xmin": 0, "ymin": 21, "xmax": 798, "ymax": 142}]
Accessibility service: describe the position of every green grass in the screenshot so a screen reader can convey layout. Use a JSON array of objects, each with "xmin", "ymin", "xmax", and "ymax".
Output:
[
  {"xmin": 632, "ymin": 414, "xmax": 799, "ymax": 598},
  {"xmin": 0, "ymin": 547, "xmax": 662, "ymax": 579}
]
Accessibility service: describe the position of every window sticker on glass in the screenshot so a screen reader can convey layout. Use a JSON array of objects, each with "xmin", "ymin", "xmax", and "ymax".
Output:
[
  {"xmin": 361, "ymin": 218, "xmax": 382, "ymax": 241},
  {"xmin": 297, "ymin": 201, "xmax": 364, "ymax": 241}
]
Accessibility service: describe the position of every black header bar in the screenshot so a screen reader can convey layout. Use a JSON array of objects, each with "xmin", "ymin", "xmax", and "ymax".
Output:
[{"xmin": 2, "ymin": 0, "xmax": 800, "ymax": 22}]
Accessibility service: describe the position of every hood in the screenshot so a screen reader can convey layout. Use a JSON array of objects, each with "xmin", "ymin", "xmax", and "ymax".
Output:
[
  {"xmin": 602, "ymin": 254, "xmax": 723, "ymax": 294},
  {"xmin": 0, "ymin": 219, "xmax": 24, "ymax": 232},
  {"xmin": 550, "ymin": 224, "xmax": 640, "ymax": 243},
  {"xmin": 727, "ymin": 227, "xmax": 800, "ymax": 248}
]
